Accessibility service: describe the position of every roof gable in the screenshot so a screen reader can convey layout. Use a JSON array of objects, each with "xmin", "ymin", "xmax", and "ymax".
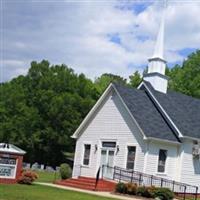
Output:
[
  {"xmin": 72, "ymin": 82, "xmax": 180, "ymax": 143},
  {"xmin": 72, "ymin": 83, "xmax": 146, "ymax": 139}
]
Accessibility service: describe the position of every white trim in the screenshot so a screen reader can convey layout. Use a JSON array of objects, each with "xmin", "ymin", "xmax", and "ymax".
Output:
[
  {"xmin": 156, "ymin": 149, "xmax": 168, "ymax": 175},
  {"xmin": 143, "ymin": 140, "xmax": 149, "ymax": 173},
  {"xmin": 138, "ymin": 82, "xmax": 144, "ymax": 90},
  {"xmin": 181, "ymin": 136, "xmax": 200, "ymax": 142},
  {"xmin": 71, "ymin": 83, "xmax": 113, "ymax": 139},
  {"xmin": 100, "ymin": 139, "xmax": 118, "ymax": 154},
  {"xmin": 138, "ymin": 81, "xmax": 183, "ymax": 138},
  {"xmin": 81, "ymin": 142, "xmax": 92, "ymax": 168},
  {"xmin": 0, "ymin": 158, "xmax": 18, "ymax": 179},
  {"xmin": 125, "ymin": 143, "xmax": 137, "ymax": 170},
  {"xmin": 100, "ymin": 138, "xmax": 118, "ymax": 142},
  {"xmin": 176, "ymin": 145, "xmax": 183, "ymax": 181},
  {"xmin": 145, "ymin": 137, "xmax": 180, "ymax": 145},
  {"xmin": 99, "ymin": 146, "xmax": 116, "ymax": 178},
  {"xmin": 97, "ymin": 139, "xmax": 118, "ymax": 175}
]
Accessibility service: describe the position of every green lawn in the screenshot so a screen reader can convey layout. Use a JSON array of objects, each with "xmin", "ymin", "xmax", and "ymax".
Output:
[
  {"xmin": 0, "ymin": 184, "xmax": 117, "ymax": 200},
  {"xmin": 35, "ymin": 170, "xmax": 60, "ymax": 183}
]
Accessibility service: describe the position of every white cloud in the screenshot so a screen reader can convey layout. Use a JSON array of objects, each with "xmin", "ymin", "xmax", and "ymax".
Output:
[
  {"xmin": 1, "ymin": 0, "xmax": 200, "ymax": 82},
  {"xmin": 0, "ymin": 59, "xmax": 28, "ymax": 82}
]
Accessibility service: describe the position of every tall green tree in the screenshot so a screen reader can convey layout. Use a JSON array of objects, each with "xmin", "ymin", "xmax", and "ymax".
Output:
[
  {"xmin": 0, "ymin": 60, "xmax": 97, "ymax": 167},
  {"xmin": 94, "ymin": 73, "xmax": 127, "ymax": 94},
  {"xmin": 129, "ymin": 71, "xmax": 142, "ymax": 88},
  {"xmin": 167, "ymin": 50, "xmax": 200, "ymax": 98}
]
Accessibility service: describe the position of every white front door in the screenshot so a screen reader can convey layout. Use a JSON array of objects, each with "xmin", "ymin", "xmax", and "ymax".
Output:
[{"xmin": 100, "ymin": 149, "xmax": 115, "ymax": 179}]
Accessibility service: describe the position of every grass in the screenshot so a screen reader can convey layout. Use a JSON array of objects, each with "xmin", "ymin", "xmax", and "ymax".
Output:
[
  {"xmin": 35, "ymin": 170, "xmax": 59, "ymax": 183},
  {"xmin": 0, "ymin": 184, "xmax": 117, "ymax": 200}
]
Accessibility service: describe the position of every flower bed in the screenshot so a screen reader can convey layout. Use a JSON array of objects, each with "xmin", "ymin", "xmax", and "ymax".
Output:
[{"xmin": 115, "ymin": 182, "xmax": 174, "ymax": 200}]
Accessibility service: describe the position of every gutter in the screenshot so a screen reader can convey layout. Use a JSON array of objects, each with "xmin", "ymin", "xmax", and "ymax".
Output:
[{"xmin": 144, "ymin": 137, "xmax": 181, "ymax": 145}]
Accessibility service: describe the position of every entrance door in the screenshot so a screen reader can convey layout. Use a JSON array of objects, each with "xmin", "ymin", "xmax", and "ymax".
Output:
[{"xmin": 100, "ymin": 149, "xmax": 115, "ymax": 179}]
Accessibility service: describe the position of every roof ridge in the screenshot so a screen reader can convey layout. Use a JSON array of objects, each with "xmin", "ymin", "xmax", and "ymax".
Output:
[
  {"xmin": 112, "ymin": 82, "xmax": 146, "ymax": 94},
  {"xmin": 140, "ymin": 81, "xmax": 182, "ymax": 141},
  {"xmin": 143, "ymin": 89, "xmax": 181, "ymax": 142}
]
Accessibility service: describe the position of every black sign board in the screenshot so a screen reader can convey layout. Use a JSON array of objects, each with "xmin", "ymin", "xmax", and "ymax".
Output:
[{"xmin": 0, "ymin": 158, "xmax": 16, "ymax": 165}]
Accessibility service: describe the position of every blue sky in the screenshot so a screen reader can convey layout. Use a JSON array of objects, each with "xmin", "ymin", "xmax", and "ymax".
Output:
[{"xmin": 1, "ymin": 0, "xmax": 200, "ymax": 82}]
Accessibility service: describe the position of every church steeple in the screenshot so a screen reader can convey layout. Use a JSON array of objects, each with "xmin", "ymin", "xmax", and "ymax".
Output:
[
  {"xmin": 152, "ymin": 14, "xmax": 165, "ymax": 60},
  {"xmin": 144, "ymin": 1, "xmax": 168, "ymax": 93}
]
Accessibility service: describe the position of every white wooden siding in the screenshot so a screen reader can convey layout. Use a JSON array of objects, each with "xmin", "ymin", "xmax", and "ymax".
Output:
[
  {"xmin": 72, "ymin": 89, "xmax": 146, "ymax": 178},
  {"xmin": 144, "ymin": 141, "xmax": 178, "ymax": 180},
  {"xmin": 180, "ymin": 140, "xmax": 200, "ymax": 189}
]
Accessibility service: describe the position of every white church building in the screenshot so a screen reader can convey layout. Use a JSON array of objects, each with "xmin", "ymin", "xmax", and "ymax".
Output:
[{"xmin": 71, "ymin": 5, "xmax": 200, "ymax": 192}]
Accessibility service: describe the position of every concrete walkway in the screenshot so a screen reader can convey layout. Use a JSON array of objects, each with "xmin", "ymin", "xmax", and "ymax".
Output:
[{"xmin": 35, "ymin": 182, "xmax": 143, "ymax": 200}]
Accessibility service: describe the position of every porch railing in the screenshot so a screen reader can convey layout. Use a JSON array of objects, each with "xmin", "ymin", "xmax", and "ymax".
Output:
[{"xmin": 102, "ymin": 165, "xmax": 199, "ymax": 200}]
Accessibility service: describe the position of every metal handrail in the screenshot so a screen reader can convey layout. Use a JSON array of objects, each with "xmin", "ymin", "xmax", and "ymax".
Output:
[
  {"xmin": 95, "ymin": 167, "xmax": 101, "ymax": 189},
  {"xmin": 102, "ymin": 165, "xmax": 199, "ymax": 200}
]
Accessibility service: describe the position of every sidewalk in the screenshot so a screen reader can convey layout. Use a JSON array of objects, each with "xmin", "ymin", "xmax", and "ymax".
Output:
[{"xmin": 35, "ymin": 182, "xmax": 143, "ymax": 200}]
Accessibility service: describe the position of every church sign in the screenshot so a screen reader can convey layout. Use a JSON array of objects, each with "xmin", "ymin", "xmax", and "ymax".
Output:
[
  {"xmin": 0, "ymin": 143, "xmax": 26, "ymax": 183},
  {"xmin": 0, "ymin": 158, "xmax": 17, "ymax": 178}
]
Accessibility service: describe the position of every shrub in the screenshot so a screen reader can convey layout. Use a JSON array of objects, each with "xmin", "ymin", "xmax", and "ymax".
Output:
[
  {"xmin": 153, "ymin": 188, "xmax": 174, "ymax": 200},
  {"xmin": 137, "ymin": 186, "xmax": 156, "ymax": 198},
  {"xmin": 137, "ymin": 186, "xmax": 147, "ymax": 197},
  {"xmin": 116, "ymin": 183, "xmax": 174, "ymax": 200},
  {"xmin": 18, "ymin": 170, "xmax": 38, "ymax": 185},
  {"xmin": 59, "ymin": 163, "xmax": 72, "ymax": 180},
  {"xmin": 115, "ymin": 182, "xmax": 127, "ymax": 194},
  {"xmin": 126, "ymin": 183, "xmax": 137, "ymax": 195},
  {"xmin": 146, "ymin": 186, "xmax": 156, "ymax": 198}
]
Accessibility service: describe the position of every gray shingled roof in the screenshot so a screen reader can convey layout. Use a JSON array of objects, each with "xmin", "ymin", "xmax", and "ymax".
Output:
[
  {"xmin": 113, "ymin": 83, "xmax": 180, "ymax": 142},
  {"xmin": 143, "ymin": 81, "xmax": 200, "ymax": 139}
]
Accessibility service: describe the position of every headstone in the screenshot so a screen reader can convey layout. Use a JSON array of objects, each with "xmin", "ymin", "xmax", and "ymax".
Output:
[
  {"xmin": 56, "ymin": 166, "xmax": 60, "ymax": 171},
  {"xmin": 46, "ymin": 166, "xmax": 54, "ymax": 172},
  {"xmin": 31, "ymin": 162, "xmax": 39, "ymax": 170},
  {"xmin": 23, "ymin": 162, "xmax": 31, "ymax": 169}
]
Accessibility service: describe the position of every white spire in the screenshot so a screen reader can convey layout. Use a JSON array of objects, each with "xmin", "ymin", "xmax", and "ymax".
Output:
[
  {"xmin": 152, "ymin": 9, "xmax": 165, "ymax": 60},
  {"xmin": 147, "ymin": 1, "xmax": 167, "ymax": 75},
  {"xmin": 144, "ymin": 1, "xmax": 169, "ymax": 94}
]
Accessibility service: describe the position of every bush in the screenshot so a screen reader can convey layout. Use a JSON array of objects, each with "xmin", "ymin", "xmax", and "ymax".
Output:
[
  {"xmin": 146, "ymin": 186, "xmax": 156, "ymax": 198},
  {"xmin": 59, "ymin": 163, "xmax": 72, "ymax": 180},
  {"xmin": 18, "ymin": 170, "xmax": 38, "ymax": 185},
  {"xmin": 137, "ymin": 186, "xmax": 147, "ymax": 197},
  {"xmin": 115, "ymin": 182, "xmax": 127, "ymax": 194},
  {"xmin": 137, "ymin": 186, "xmax": 156, "ymax": 198},
  {"xmin": 153, "ymin": 188, "xmax": 174, "ymax": 200},
  {"xmin": 116, "ymin": 182, "xmax": 174, "ymax": 200},
  {"xmin": 126, "ymin": 183, "xmax": 137, "ymax": 195}
]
